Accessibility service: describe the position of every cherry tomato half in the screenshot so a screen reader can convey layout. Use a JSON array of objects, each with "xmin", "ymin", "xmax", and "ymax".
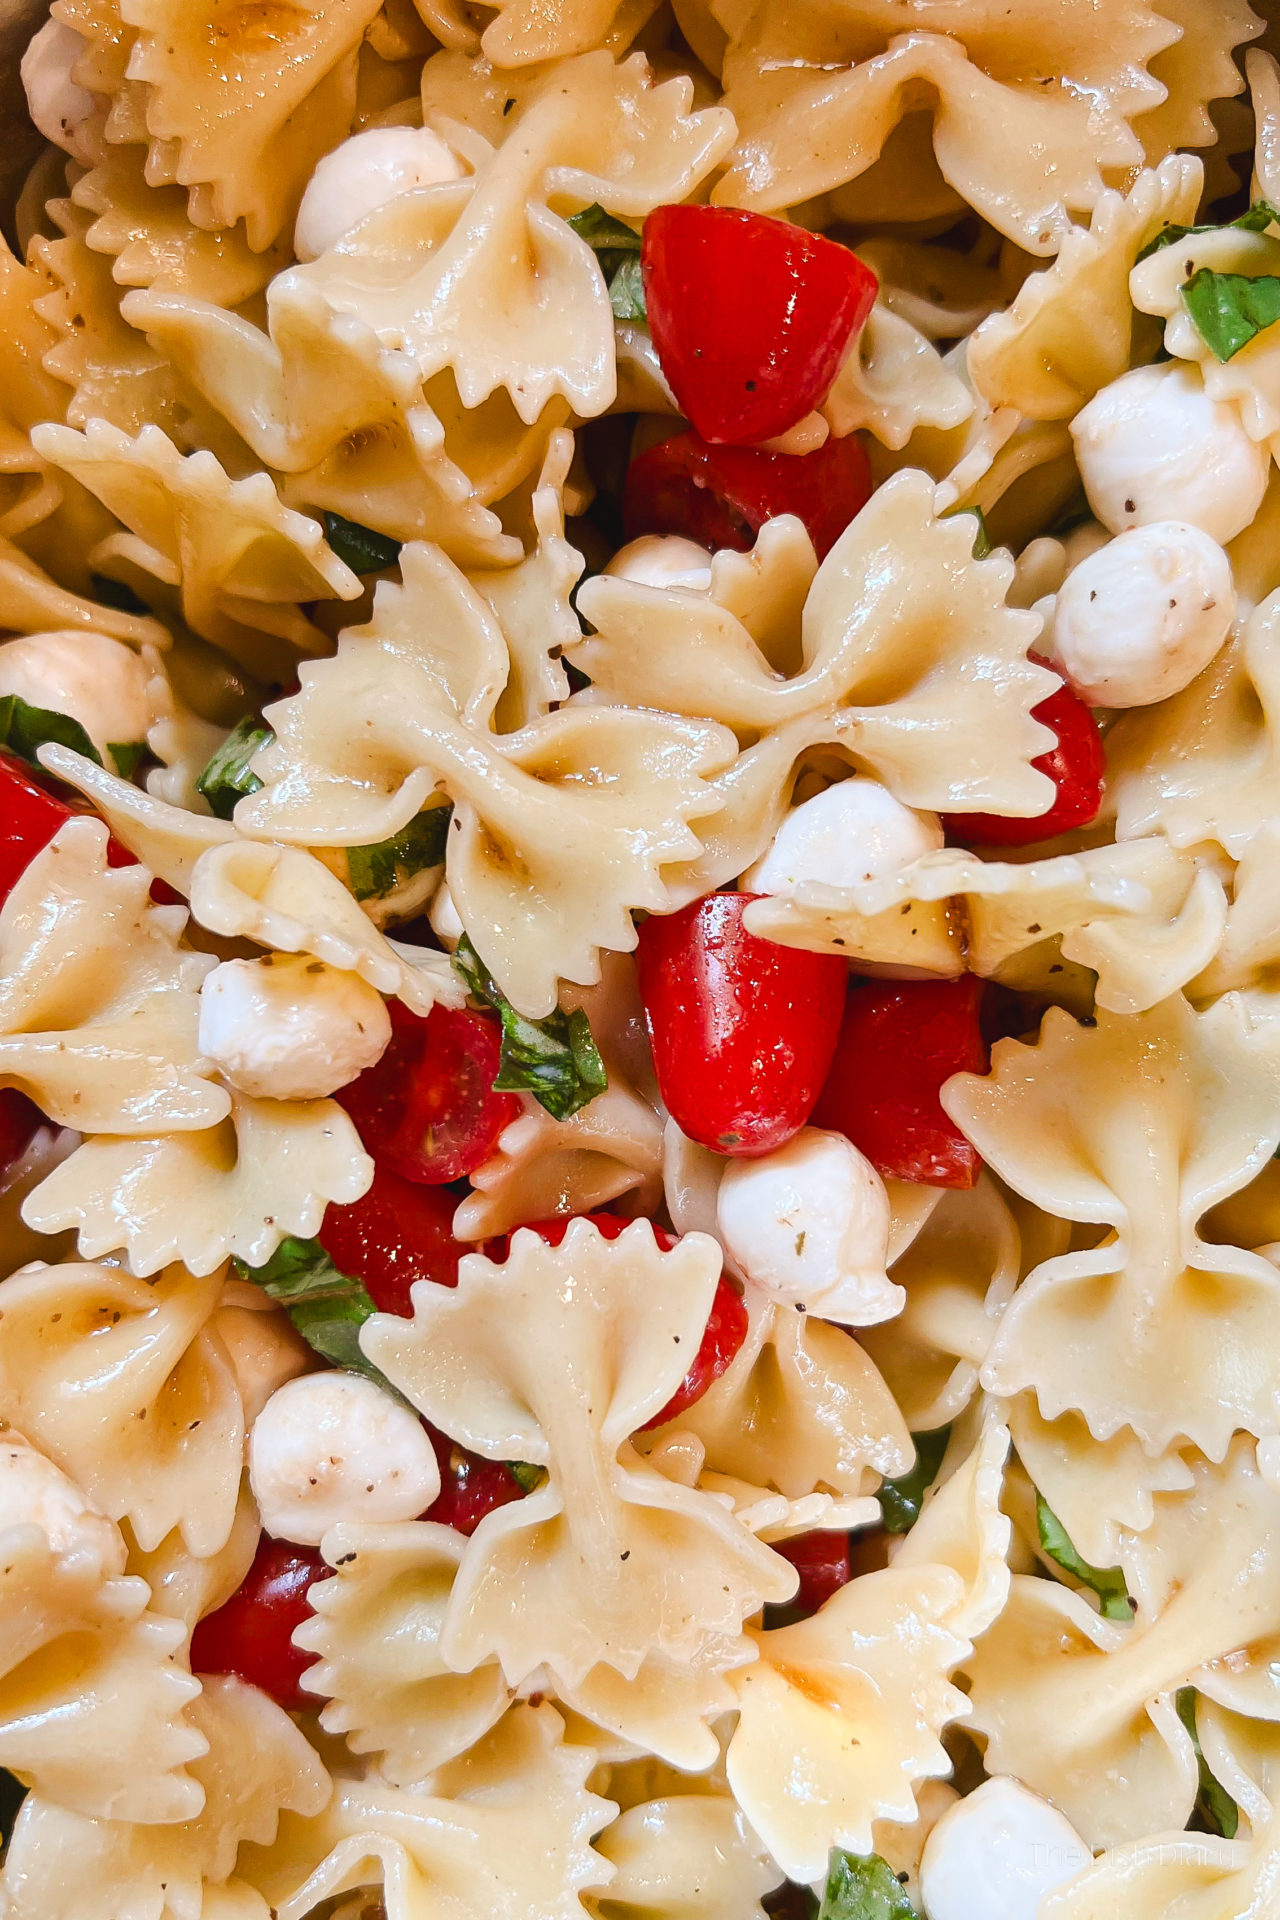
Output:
[
  {"xmin": 642, "ymin": 206, "xmax": 878, "ymax": 445},
  {"xmin": 773, "ymin": 1529, "xmax": 852, "ymax": 1615},
  {"xmin": 812, "ymin": 977, "xmax": 988, "ymax": 1189},
  {"xmin": 0, "ymin": 751, "xmax": 181, "ymax": 906},
  {"xmin": 337, "ymin": 1000, "xmax": 520, "ymax": 1185},
  {"xmin": 190, "ymin": 1535, "xmax": 330, "ymax": 1711},
  {"xmin": 623, "ymin": 429, "xmax": 873, "ymax": 563},
  {"xmin": 943, "ymin": 660, "xmax": 1105, "ymax": 848},
  {"xmin": 424, "ymin": 1425, "xmax": 529, "ymax": 1536},
  {"xmin": 318, "ymin": 1162, "xmax": 472, "ymax": 1310},
  {"xmin": 637, "ymin": 893, "xmax": 847, "ymax": 1157}
]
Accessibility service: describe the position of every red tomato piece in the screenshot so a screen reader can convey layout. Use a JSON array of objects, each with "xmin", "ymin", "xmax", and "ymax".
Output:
[
  {"xmin": 337, "ymin": 1000, "xmax": 520, "ymax": 1185},
  {"xmin": 773, "ymin": 1529, "xmax": 852, "ymax": 1615},
  {"xmin": 423, "ymin": 1425, "xmax": 528, "ymax": 1536},
  {"xmin": 0, "ymin": 753, "xmax": 76, "ymax": 902},
  {"xmin": 943, "ymin": 661, "xmax": 1105, "ymax": 848},
  {"xmin": 641, "ymin": 206, "xmax": 878, "ymax": 445},
  {"xmin": 623, "ymin": 429, "xmax": 872, "ymax": 563},
  {"xmin": 636, "ymin": 892, "xmax": 847, "ymax": 1157},
  {"xmin": 189, "ymin": 1535, "xmax": 330, "ymax": 1710},
  {"xmin": 812, "ymin": 977, "xmax": 988, "ymax": 1189},
  {"xmin": 0, "ymin": 1088, "xmax": 42, "ymax": 1169},
  {"xmin": 318, "ymin": 1163, "xmax": 471, "ymax": 1310}
]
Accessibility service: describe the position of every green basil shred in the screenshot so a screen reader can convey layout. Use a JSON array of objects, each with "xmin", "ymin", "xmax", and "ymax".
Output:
[
  {"xmin": 1136, "ymin": 196, "xmax": 1280, "ymax": 262},
  {"xmin": 569, "ymin": 204, "xmax": 647, "ymax": 322},
  {"xmin": 943, "ymin": 503, "xmax": 992, "ymax": 559},
  {"xmin": 1182, "ymin": 267, "xmax": 1280, "ymax": 362},
  {"xmin": 876, "ymin": 1425, "xmax": 951, "ymax": 1533},
  {"xmin": 1036, "ymin": 1493, "xmax": 1134, "ymax": 1621},
  {"xmin": 108, "ymin": 741, "xmax": 147, "ymax": 780},
  {"xmin": 817, "ymin": 1847, "xmax": 917, "ymax": 1920},
  {"xmin": 346, "ymin": 804, "xmax": 452, "ymax": 902},
  {"xmin": 196, "ymin": 716, "xmax": 273, "ymax": 818},
  {"xmin": 1175, "ymin": 1688, "xmax": 1239, "ymax": 1838},
  {"xmin": 321, "ymin": 512, "xmax": 403, "ymax": 575},
  {"xmin": 0, "ymin": 694, "xmax": 101, "ymax": 772},
  {"xmin": 453, "ymin": 932, "xmax": 608, "ymax": 1120}
]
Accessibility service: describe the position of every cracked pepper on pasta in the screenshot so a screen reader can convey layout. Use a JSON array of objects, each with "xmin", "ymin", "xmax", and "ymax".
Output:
[{"xmin": 3, "ymin": 1, "xmax": 1280, "ymax": 1917}]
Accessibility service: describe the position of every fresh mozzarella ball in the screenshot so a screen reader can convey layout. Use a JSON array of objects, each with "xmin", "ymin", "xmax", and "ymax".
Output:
[
  {"xmin": 742, "ymin": 778, "xmax": 943, "ymax": 895},
  {"xmin": 197, "ymin": 954, "xmax": 391, "ymax": 1100},
  {"xmin": 919, "ymin": 1778, "xmax": 1092, "ymax": 1920},
  {"xmin": 716, "ymin": 1127, "xmax": 899, "ymax": 1326},
  {"xmin": 294, "ymin": 126, "xmax": 464, "ymax": 261},
  {"xmin": 1050, "ymin": 521, "xmax": 1235, "ymax": 707},
  {"xmin": 214, "ymin": 1303, "xmax": 313, "ymax": 1426},
  {"xmin": 0, "ymin": 1431, "xmax": 125, "ymax": 1574},
  {"xmin": 249, "ymin": 1372, "xmax": 440, "ymax": 1546},
  {"xmin": 604, "ymin": 535, "xmax": 714, "ymax": 592},
  {"xmin": 21, "ymin": 19, "xmax": 95, "ymax": 156},
  {"xmin": 0, "ymin": 630, "xmax": 152, "ymax": 762},
  {"xmin": 1071, "ymin": 361, "xmax": 1268, "ymax": 544},
  {"xmin": 428, "ymin": 878, "xmax": 463, "ymax": 950}
]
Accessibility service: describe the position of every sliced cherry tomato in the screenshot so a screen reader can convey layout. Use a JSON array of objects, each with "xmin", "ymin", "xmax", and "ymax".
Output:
[
  {"xmin": 189, "ymin": 1535, "xmax": 330, "ymax": 1711},
  {"xmin": 773, "ymin": 1529, "xmax": 852, "ymax": 1614},
  {"xmin": 623, "ymin": 429, "xmax": 872, "ymax": 563},
  {"xmin": 812, "ymin": 977, "xmax": 988, "ymax": 1189},
  {"xmin": 943, "ymin": 660, "xmax": 1105, "ymax": 847},
  {"xmin": 0, "ymin": 753, "xmax": 77, "ymax": 902},
  {"xmin": 318, "ymin": 1162, "xmax": 471, "ymax": 1310},
  {"xmin": 641, "ymin": 206, "xmax": 878, "ymax": 445},
  {"xmin": 423, "ymin": 1426, "xmax": 529, "ymax": 1536},
  {"xmin": 637, "ymin": 892, "xmax": 847, "ymax": 1157},
  {"xmin": 0, "ymin": 1089, "xmax": 42, "ymax": 1170},
  {"xmin": 337, "ymin": 1000, "xmax": 520, "ymax": 1185}
]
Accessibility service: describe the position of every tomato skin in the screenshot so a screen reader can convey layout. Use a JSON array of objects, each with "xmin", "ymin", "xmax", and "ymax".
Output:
[
  {"xmin": 423, "ymin": 1426, "xmax": 528, "ymax": 1536},
  {"xmin": 636, "ymin": 893, "xmax": 847, "ymax": 1157},
  {"xmin": 189, "ymin": 1535, "xmax": 330, "ymax": 1711},
  {"xmin": 812, "ymin": 977, "xmax": 988, "ymax": 1189},
  {"xmin": 773, "ymin": 1529, "xmax": 852, "ymax": 1614},
  {"xmin": 623, "ymin": 429, "xmax": 873, "ymax": 563},
  {"xmin": 943, "ymin": 662, "xmax": 1105, "ymax": 848},
  {"xmin": 0, "ymin": 1089, "xmax": 42, "ymax": 1170},
  {"xmin": 318, "ymin": 1163, "xmax": 471, "ymax": 1310},
  {"xmin": 337, "ymin": 1000, "xmax": 521, "ymax": 1185},
  {"xmin": 0, "ymin": 754, "xmax": 77, "ymax": 902},
  {"xmin": 641, "ymin": 207, "xmax": 878, "ymax": 445}
]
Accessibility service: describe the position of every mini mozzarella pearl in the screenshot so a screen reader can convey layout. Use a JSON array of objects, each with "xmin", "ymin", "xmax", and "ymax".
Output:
[
  {"xmin": 0, "ymin": 630, "xmax": 152, "ymax": 762},
  {"xmin": 919, "ymin": 1778, "xmax": 1092, "ymax": 1920},
  {"xmin": 742, "ymin": 778, "xmax": 942, "ymax": 895},
  {"xmin": 716, "ymin": 1127, "xmax": 894, "ymax": 1324},
  {"xmin": 1050, "ymin": 521, "xmax": 1234, "ymax": 708},
  {"xmin": 294, "ymin": 126, "xmax": 464, "ymax": 261},
  {"xmin": 604, "ymin": 535, "xmax": 714, "ymax": 593},
  {"xmin": 1071, "ymin": 361, "xmax": 1268, "ymax": 545},
  {"xmin": 21, "ymin": 19, "xmax": 95, "ymax": 156},
  {"xmin": 197, "ymin": 954, "xmax": 391, "ymax": 1101},
  {"xmin": 0, "ymin": 1433, "xmax": 125, "ymax": 1574},
  {"xmin": 249, "ymin": 1372, "xmax": 440, "ymax": 1546}
]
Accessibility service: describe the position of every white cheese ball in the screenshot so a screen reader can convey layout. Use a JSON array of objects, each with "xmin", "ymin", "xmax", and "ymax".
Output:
[
  {"xmin": 249, "ymin": 1372, "xmax": 440, "ymax": 1546},
  {"xmin": 0, "ymin": 629, "xmax": 152, "ymax": 763},
  {"xmin": 197, "ymin": 954, "xmax": 391, "ymax": 1101},
  {"xmin": 742, "ymin": 777, "xmax": 943, "ymax": 895},
  {"xmin": 919, "ymin": 1778, "xmax": 1092, "ymax": 1920},
  {"xmin": 294, "ymin": 126, "xmax": 464, "ymax": 261},
  {"xmin": 21, "ymin": 19, "xmax": 95, "ymax": 156},
  {"xmin": 604, "ymin": 535, "xmax": 714, "ymax": 592},
  {"xmin": 0, "ymin": 1431, "xmax": 125, "ymax": 1575},
  {"xmin": 1071, "ymin": 361, "xmax": 1268, "ymax": 545},
  {"xmin": 716, "ymin": 1126, "xmax": 900, "ymax": 1326},
  {"xmin": 1050, "ymin": 520, "xmax": 1235, "ymax": 708}
]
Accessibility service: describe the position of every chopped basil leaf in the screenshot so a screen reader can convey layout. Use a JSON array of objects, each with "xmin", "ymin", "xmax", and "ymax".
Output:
[
  {"xmin": 321, "ymin": 511, "xmax": 403, "ymax": 576},
  {"xmin": 1036, "ymin": 1494, "xmax": 1134, "ymax": 1622},
  {"xmin": 234, "ymin": 1235, "xmax": 390, "ymax": 1388},
  {"xmin": 1175, "ymin": 1688, "xmax": 1239, "ymax": 1839},
  {"xmin": 453, "ymin": 933, "xmax": 608, "ymax": 1121},
  {"xmin": 0, "ymin": 1767, "xmax": 25, "ymax": 1849},
  {"xmin": 108, "ymin": 741, "xmax": 147, "ymax": 780},
  {"xmin": 817, "ymin": 1848, "xmax": 916, "ymax": 1920},
  {"xmin": 876, "ymin": 1425, "xmax": 950, "ymax": 1534},
  {"xmin": 1136, "ymin": 196, "xmax": 1280, "ymax": 263},
  {"xmin": 346, "ymin": 804, "xmax": 452, "ymax": 902},
  {"xmin": 569, "ymin": 204, "xmax": 643, "ymax": 254},
  {"xmin": 1182, "ymin": 267, "xmax": 1280, "ymax": 362},
  {"xmin": 196, "ymin": 716, "xmax": 272, "ymax": 819},
  {"xmin": 609, "ymin": 254, "xmax": 647, "ymax": 322},
  {"xmin": 943, "ymin": 503, "xmax": 991, "ymax": 559},
  {"xmin": 89, "ymin": 572, "xmax": 151, "ymax": 615},
  {"xmin": 569, "ymin": 204, "xmax": 647, "ymax": 322},
  {"xmin": 507, "ymin": 1459, "xmax": 545, "ymax": 1493},
  {"xmin": 0, "ymin": 694, "xmax": 101, "ymax": 770}
]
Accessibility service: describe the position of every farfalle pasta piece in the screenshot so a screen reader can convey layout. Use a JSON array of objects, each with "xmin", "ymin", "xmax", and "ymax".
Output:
[
  {"xmin": 41, "ymin": 742, "xmax": 234, "ymax": 890},
  {"xmin": 0, "ymin": 1674, "xmax": 330, "ymax": 1920},
  {"xmin": 590, "ymin": 1795, "xmax": 777, "ymax": 1920},
  {"xmin": 1195, "ymin": 818, "xmax": 1280, "ymax": 997},
  {"xmin": 945, "ymin": 994, "xmax": 1280, "ymax": 1457},
  {"xmin": 0, "ymin": 234, "xmax": 72, "ymax": 537},
  {"xmin": 965, "ymin": 1439, "xmax": 1280, "ymax": 1847},
  {"xmin": 239, "ymin": 1703, "xmax": 612, "ymax": 1920},
  {"xmin": 363, "ymin": 1221, "xmax": 794, "ymax": 1691},
  {"xmin": 25, "ymin": 1085, "xmax": 372, "ymax": 1278},
  {"xmin": 132, "ymin": 1482, "xmax": 261, "ymax": 1632},
  {"xmin": 892, "ymin": 1400, "xmax": 1013, "ymax": 1641},
  {"xmin": 296, "ymin": 1520, "xmax": 513, "ymax": 1784},
  {"xmin": 557, "ymin": 1640, "xmax": 751, "ymax": 1773},
  {"xmin": 1132, "ymin": 220, "xmax": 1280, "ymax": 443},
  {"xmin": 0, "ymin": 817, "xmax": 224, "ymax": 1134},
  {"xmin": 967, "ymin": 155, "xmax": 1202, "ymax": 420},
  {"xmin": 725, "ymin": 1565, "xmax": 970, "ymax": 1883},
  {"xmin": 237, "ymin": 539, "xmax": 735, "ymax": 1018},
  {"xmin": 0, "ymin": 1260, "xmax": 242, "ymax": 1557},
  {"xmin": 1137, "ymin": 0, "xmax": 1262, "ymax": 162},
  {"xmin": 30, "ymin": 420, "xmax": 363, "ymax": 671},
  {"xmin": 470, "ymin": 430, "xmax": 580, "ymax": 732},
  {"xmin": 712, "ymin": 1, "xmax": 1176, "ymax": 250},
  {"xmin": 121, "ymin": 0, "xmax": 383, "ymax": 249},
  {"xmin": 821, "ymin": 303, "xmax": 975, "ymax": 452},
  {"xmin": 0, "ymin": 539, "xmax": 168, "ymax": 645},
  {"xmin": 1043, "ymin": 1813, "xmax": 1280, "ymax": 1920}
]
